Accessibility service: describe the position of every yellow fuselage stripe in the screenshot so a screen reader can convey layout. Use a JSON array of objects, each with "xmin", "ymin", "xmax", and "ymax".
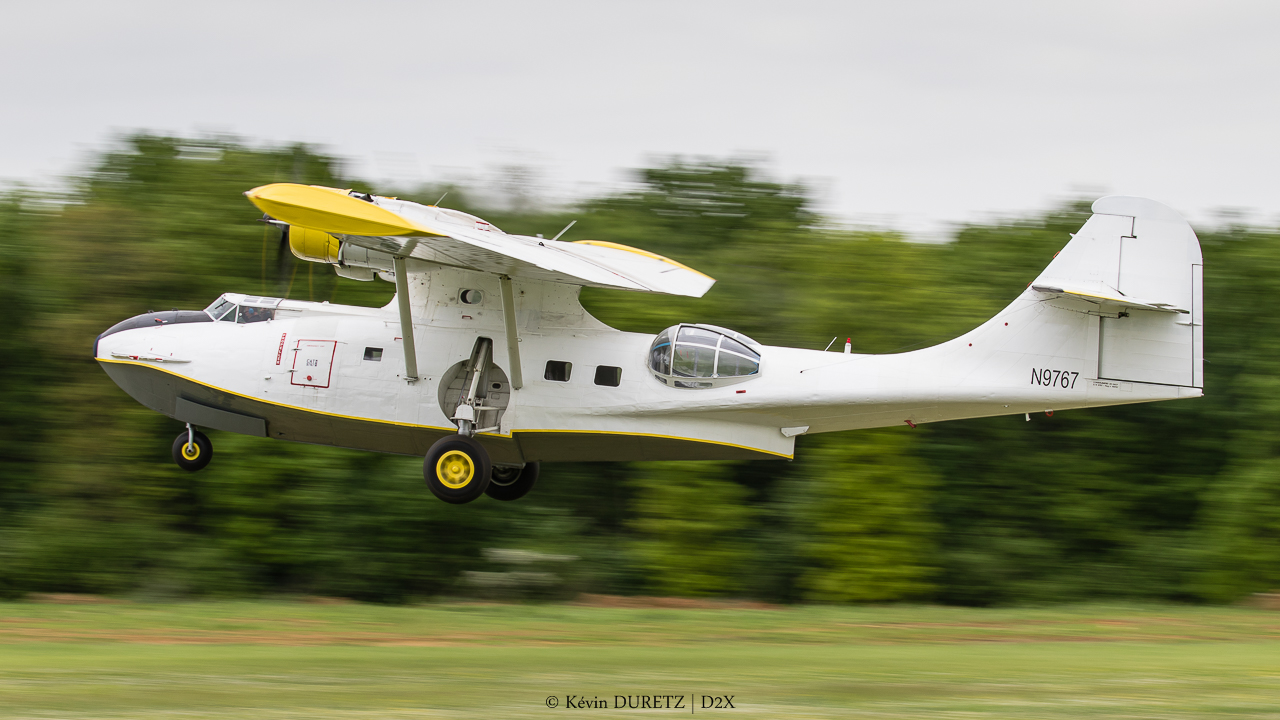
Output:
[{"xmin": 97, "ymin": 358, "xmax": 791, "ymax": 458}]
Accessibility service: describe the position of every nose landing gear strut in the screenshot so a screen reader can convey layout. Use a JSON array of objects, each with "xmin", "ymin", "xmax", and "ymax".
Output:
[{"xmin": 172, "ymin": 423, "xmax": 213, "ymax": 471}]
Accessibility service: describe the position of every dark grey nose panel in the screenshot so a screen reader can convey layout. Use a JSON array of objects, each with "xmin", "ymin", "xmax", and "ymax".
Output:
[
  {"xmin": 175, "ymin": 397, "xmax": 268, "ymax": 437},
  {"xmin": 101, "ymin": 311, "xmax": 214, "ymax": 338},
  {"xmin": 96, "ymin": 311, "xmax": 214, "ymax": 357}
]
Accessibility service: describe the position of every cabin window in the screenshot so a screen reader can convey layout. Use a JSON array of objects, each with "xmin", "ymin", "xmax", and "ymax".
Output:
[
  {"xmin": 544, "ymin": 360, "xmax": 572, "ymax": 382},
  {"xmin": 646, "ymin": 324, "xmax": 761, "ymax": 389},
  {"xmin": 364, "ymin": 347, "xmax": 383, "ymax": 361},
  {"xmin": 594, "ymin": 366, "xmax": 622, "ymax": 387},
  {"xmin": 460, "ymin": 289, "xmax": 484, "ymax": 305}
]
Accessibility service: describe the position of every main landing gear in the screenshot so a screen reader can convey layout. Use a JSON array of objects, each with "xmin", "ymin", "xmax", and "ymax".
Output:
[
  {"xmin": 172, "ymin": 423, "xmax": 212, "ymax": 472},
  {"xmin": 422, "ymin": 436, "xmax": 540, "ymax": 504},
  {"xmin": 424, "ymin": 435, "xmax": 492, "ymax": 504},
  {"xmin": 485, "ymin": 462, "xmax": 539, "ymax": 502},
  {"xmin": 422, "ymin": 337, "xmax": 539, "ymax": 504}
]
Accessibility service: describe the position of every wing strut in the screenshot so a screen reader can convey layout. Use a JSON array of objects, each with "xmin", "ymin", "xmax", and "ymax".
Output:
[
  {"xmin": 499, "ymin": 275, "xmax": 523, "ymax": 390},
  {"xmin": 392, "ymin": 252, "xmax": 419, "ymax": 383}
]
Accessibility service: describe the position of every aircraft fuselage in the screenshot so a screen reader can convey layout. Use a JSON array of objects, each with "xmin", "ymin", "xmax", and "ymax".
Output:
[{"xmin": 96, "ymin": 261, "xmax": 1198, "ymax": 465}]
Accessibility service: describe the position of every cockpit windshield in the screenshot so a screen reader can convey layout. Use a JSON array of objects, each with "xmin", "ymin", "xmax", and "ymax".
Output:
[
  {"xmin": 205, "ymin": 298, "xmax": 236, "ymax": 321},
  {"xmin": 204, "ymin": 295, "xmax": 281, "ymax": 324},
  {"xmin": 647, "ymin": 324, "xmax": 761, "ymax": 389}
]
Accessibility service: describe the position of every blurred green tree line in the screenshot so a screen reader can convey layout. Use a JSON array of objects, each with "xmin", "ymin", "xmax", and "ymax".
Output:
[{"xmin": 0, "ymin": 134, "xmax": 1276, "ymax": 604}]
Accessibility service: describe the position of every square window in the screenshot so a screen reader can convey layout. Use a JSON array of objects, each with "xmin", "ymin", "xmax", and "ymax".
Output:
[
  {"xmin": 594, "ymin": 365, "xmax": 622, "ymax": 387},
  {"xmin": 363, "ymin": 347, "xmax": 383, "ymax": 362},
  {"xmin": 544, "ymin": 360, "xmax": 572, "ymax": 382}
]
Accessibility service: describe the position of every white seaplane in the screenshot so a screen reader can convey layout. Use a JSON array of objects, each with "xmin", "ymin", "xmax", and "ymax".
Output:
[{"xmin": 95, "ymin": 184, "xmax": 1203, "ymax": 503}]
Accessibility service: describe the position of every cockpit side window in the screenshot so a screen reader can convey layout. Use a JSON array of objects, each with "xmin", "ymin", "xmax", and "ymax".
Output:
[{"xmin": 237, "ymin": 306, "xmax": 275, "ymax": 324}]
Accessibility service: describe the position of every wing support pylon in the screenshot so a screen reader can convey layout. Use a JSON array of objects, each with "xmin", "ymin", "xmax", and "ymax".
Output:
[
  {"xmin": 392, "ymin": 242, "xmax": 420, "ymax": 383},
  {"xmin": 499, "ymin": 275, "xmax": 523, "ymax": 390}
]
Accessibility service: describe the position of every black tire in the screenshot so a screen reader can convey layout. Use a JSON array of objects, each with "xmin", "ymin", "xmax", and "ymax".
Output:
[
  {"xmin": 424, "ymin": 435, "xmax": 492, "ymax": 504},
  {"xmin": 171, "ymin": 430, "xmax": 212, "ymax": 472},
  {"xmin": 484, "ymin": 462, "xmax": 539, "ymax": 501}
]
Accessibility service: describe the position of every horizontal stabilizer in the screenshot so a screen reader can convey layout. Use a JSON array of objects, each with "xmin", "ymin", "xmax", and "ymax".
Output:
[{"xmin": 1030, "ymin": 281, "xmax": 1188, "ymax": 313}]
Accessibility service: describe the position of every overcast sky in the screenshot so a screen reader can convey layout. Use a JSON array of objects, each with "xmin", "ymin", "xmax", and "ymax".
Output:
[{"xmin": 2, "ymin": 0, "xmax": 1276, "ymax": 234}]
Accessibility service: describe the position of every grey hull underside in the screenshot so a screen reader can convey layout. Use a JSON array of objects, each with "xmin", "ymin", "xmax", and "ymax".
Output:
[{"xmin": 100, "ymin": 361, "xmax": 779, "ymax": 463}]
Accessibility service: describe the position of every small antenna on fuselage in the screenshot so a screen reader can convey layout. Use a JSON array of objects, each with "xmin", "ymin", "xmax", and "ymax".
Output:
[
  {"xmin": 434, "ymin": 191, "xmax": 448, "ymax": 206},
  {"xmin": 550, "ymin": 220, "xmax": 577, "ymax": 242}
]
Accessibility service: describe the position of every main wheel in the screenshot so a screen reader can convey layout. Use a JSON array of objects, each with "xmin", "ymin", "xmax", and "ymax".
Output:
[
  {"xmin": 424, "ymin": 435, "xmax": 491, "ymax": 504},
  {"xmin": 484, "ymin": 462, "xmax": 539, "ymax": 501},
  {"xmin": 171, "ymin": 430, "xmax": 212, "ymax": 472}
]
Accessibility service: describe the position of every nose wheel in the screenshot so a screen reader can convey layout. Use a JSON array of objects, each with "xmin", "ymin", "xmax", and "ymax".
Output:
[
  {"xmin": 171, "ymin": 425, "xmax": 212, "ymax": 472},
  {"xmin": 424, "ymin": 435, "xmax": 492, "ymax": 504}
]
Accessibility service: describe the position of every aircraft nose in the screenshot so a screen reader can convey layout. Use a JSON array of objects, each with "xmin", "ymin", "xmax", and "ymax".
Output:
[{"xmin": 94, "ymin": 310, "xmax": 214, "ymax": 358}]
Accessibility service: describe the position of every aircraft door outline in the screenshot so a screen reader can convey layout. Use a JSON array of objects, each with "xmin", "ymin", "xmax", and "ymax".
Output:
[{"xmin": 291, "ymin": 339, "xmax": 338, "ymax": 388}]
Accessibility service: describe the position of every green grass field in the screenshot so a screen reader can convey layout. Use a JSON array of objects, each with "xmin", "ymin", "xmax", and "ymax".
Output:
[{"xmin": 1, "ymin": 600, "xmax": 1278, "ymax": 718}]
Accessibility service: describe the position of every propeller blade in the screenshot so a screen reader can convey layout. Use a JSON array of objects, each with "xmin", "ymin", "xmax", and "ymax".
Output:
[{"xmin": 276, "ymin": 224, "xmax": 294, "ymax": 287}]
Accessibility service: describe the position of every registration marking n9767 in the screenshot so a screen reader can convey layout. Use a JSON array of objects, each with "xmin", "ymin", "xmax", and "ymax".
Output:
[{"xmin": 1032, "ymin": 368, "xmax": 1079, "ymax": 389}]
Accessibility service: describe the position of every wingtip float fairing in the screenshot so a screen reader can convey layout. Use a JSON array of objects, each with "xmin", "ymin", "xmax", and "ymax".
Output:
[{"xmin": 95, "ymin": 185, "xmax": 1203, "ymax": 504}]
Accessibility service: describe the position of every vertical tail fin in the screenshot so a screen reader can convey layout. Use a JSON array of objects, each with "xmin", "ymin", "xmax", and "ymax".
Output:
[{"xmin": 1029, "ymin": 196, "xmax": 1203, "ymax": 388}]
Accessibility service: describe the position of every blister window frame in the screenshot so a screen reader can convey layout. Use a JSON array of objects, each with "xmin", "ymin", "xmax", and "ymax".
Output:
[{"xmin": 646, "ymin": 323, "xmax": 762, "ymax": 389}]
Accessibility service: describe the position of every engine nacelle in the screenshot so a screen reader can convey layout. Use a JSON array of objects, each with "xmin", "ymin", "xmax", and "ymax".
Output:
[
  {"xmin": 285, "ymin": 225, "xmax": 395, "ymax": 282},
  {"xmin": 288, "ymin": 226, "xmax": 341, "ymax": 264}
]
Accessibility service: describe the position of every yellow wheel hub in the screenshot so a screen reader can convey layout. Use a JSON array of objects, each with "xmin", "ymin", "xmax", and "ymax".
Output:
[
  {"xmin": 181, "ymin": 443, "xmax": 201, "ymax": 461},
  {"xmin": 436, "ymin": 450, "xmax": 475, "ymax": 489}
]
